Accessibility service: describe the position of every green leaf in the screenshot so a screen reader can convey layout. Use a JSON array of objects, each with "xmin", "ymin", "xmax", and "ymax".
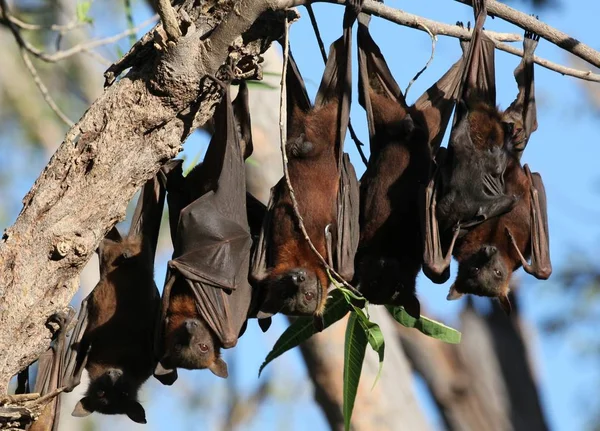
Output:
[
  {"xmin": 343, "ymin": 312, "xmax": 368, "ymax": 431},
  {"xmin": 387, "ymin": 306, "xmax": 462, "ymax": 344},
  {"xmin": 247, "ymin": 81, "xmax": 278, "ymax": 90},
  {"xmin": 258, "ymin": 290, "xmax": 351, "ymax": 376},
  {"xmin": 350, "ymin": 305, "xmax": 384, "ymax": 388},
  {"xmin": 76, "ymin": 1, "xmax": 93, "ymax": 24}
]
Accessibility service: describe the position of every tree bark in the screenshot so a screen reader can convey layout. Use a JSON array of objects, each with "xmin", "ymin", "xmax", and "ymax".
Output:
[
  {"xmin": 0, "ymin": 0, "xmax": 290, "ymax": 391},
  {"xmin": 398, "ymin": 295, "xmax": 548, "ymax": 431}
]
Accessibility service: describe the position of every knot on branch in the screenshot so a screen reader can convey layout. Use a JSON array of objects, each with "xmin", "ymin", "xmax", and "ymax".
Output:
[{"xmin": 51, "ymin": 240, "xmax": 71, "ymax": 260}]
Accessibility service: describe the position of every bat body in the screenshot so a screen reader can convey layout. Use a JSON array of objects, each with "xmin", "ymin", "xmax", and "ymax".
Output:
[
  {"xmin": 155, "ymin": 82, "xmax": 254, "ymax": 383},
  {"xmin": 251, "ymin": 6, "xmax": 360, "ymax": 318},
  {"xmin": 354, "ymin": 15, "xmax": 466, "ymax": 316},
  {"xmin": 423, "ymin": 1, "xmax": 543, "ymax": 286},
  {"xmin": 63, "ymin": 171, "xmax": 168, "ymax": 424}
]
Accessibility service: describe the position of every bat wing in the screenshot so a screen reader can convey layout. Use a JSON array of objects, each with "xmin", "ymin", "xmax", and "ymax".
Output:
[
  {"xmin": 413, "ymin": 51, "xmax": 465, "ymax": 155},
  {"xmin": 284, "ymin": 49, "xmax": 312, "ymax": 125},
  {"xmin": 61, "ymin": 296, "xmax": 90, "ymax": 392},
  {"xmin": 335, "ymin": 153, "xmax": 360, "ymax": 281},
  {"xmin": 314, "ymin": 4, "xmax": 359, "ymax": 164},
  {"xmin": 232, "ymin": 81, "xmax": 254, "ymax": 160},
  {"xmin": 458, "ymin": 0, "xmax": 496, "ymax": 108},
  {"xmin": 506, "ymin": 165, "xmax": 551, "ymax": 280},
  {"xmin": 166, "ymin": 83, "xmax": 253, "ymax": 347},
  {"xmin": 503, "ymin": 32, "xmax": 539, "ymax": 160}
]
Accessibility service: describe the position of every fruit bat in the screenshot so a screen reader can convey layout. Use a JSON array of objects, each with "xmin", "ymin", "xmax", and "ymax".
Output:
[
  {"xmin": 422, "ymin": 0, "xmax": 534, "ymax": 283},
  {"xmin": 61, "ymin": 171, "xmax": 168, "ymax": 424},
  {"xmin": 14, "ymin": 310, "xmax": 75, "ymax": 431},
  {"xmin": 250, "ymin": 4, "xmax": 361, "ymax": 319},
  {"xmin": 154, "ymin": 81, "xmax": 254, "ymax": 384},
  {"xmin": 447, "ymin": 30, "xmax": 551, "ymax": 313},
  {"xmin": 353, "ymin": 14, "xmax": 470, "ymax": 317}
]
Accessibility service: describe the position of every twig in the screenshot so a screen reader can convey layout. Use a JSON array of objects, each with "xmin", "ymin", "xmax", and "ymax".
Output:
[
  {"xmin": 156, "ymin": 0, "xmax": 182, "ymax": 41},
  {"xmin": 0, "ymin": 13, "xmax": 83, "ymax": 32},
  {"xmin": 492, "ymin": 39, "xmax": 600, "ymax": 83},
  {"xmin": 2, "ymin": 6, "xmax": 157, "ymax": 64},
  {"xmin": 405, "ymin": 21, "xmax": 437, "ymax": 97},
  {"xmin": 279, "ymin": 15, "xmax": 361, "ymax": 296},
  {"xmin": 454, "ymin": 0, "xmax": 600, "ymax": 70},
  {"xmin": 0, "ymin": 0, "xmax": 74, "ymax": 126},
  {"xmin": 286, "ymin": 0, "xmax": 600, "ymax": 82},
  {"xmin": 18, "ymin": 46, "xmax": 74, "ymax": 127},
  {"xmin": 304, "ymin": 5, "xmax": 369, "ymax": 166}
]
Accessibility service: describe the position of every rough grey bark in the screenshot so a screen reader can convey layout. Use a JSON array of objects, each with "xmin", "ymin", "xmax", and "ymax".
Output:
[
  {"xmin": 0, "ymin": 0, "xmax": 292, "ymax": 392},
  {"xmin": 398, "ymin": 295, "xmax": 548, "ymax": 431}
]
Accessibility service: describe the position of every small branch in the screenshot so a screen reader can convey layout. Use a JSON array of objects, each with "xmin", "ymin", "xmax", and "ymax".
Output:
[
  {"xmin": 155, "ymin": 0, "xmax": 182, "ymax": 41},
  {"xmin": 455, "ymin": 0, "xmax": 600, "ymax": 70},
  {"xmin": 278, "ymin": 16, "xmax": 361, "ymax": 296},
  {"xmin": 18, "ymin": 46, "xmax": 74, "ymax": 127},
  {"xmin": 286, "ymin": 0, "xmax": 599, "ymax": 83},
  {"xmin": 405, "ymin": 21, "xmax": 437, "ymax": 97},
  {"xmin": 1, "ymin": 4, "xmax": 157, "ymax": 64},
  {"xmin": 286, "ymin": 0, "xmax": 522, "ymax": 41},
  {"xmin": 0, "ymin": 15, "xmax": 84, "ymax": 32},
  {"xmin": 492, "ymin": 39, "xmax": 600, "ymax": 83}
]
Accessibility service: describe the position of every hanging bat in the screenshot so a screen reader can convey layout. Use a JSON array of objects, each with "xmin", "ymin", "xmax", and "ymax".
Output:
[
  {"xmin": 154, "ymin": 80, "xmax": 254, "ymax": 385},
  {"xmin": 61, "ymin": 170, "xmax": 169, "ymax": 424},
  {"xmin": 14, "ymin": 310, "xmax": 75, "ymax": 431},
  {"xmin": 250, "ymin": 4, "xmax": 361, "ymax": 319},
  {"xmin": 422, "ymin": 0, "xmax": 528, "ymax": 283},
  {"xmin": 353, "ymin": 14, "xmax": 470, "ymax": 317},
  {"xmin": 447, "ymin": 29, "xmax": 550, "ymax": 313}
]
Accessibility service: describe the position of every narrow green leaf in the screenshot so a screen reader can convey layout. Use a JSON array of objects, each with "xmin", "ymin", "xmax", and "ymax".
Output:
[
  {"xmin": 350, "ymin": 305, "xmax": 384, "ymax": 388},
  {"xmin": 387, "ymin": 306, "xmax": 462, "ymax": 344},
  {"xmin": 343, "ymin": 312, "xmax": 368, "ymax": 431},
  {"xmin": 246, "ymin": 81, "xmax": 278, "ymax": 90},
  {"xmin": 259, "ymin": 290, "xmax": 351, "ymax": 376}
]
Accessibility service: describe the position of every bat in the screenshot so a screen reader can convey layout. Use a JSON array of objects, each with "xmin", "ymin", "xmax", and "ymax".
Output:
[
  {"xmin": 250, "ymin": 3, "xmax": 361, "ymax": 319},
  {"xmin": 422, "ymin": 0, "xmax": 531, "ymax": 283},
  {"xmin": 14, "ymin": 310, "xmax": 75, "ymax": 431},
  {"xmin": 61, "ymin": 170, "xmax": 168, "ymax": 424},
  {"xmin": 154, "ymin": 80, "xmax": 254, "ymax": 384},
  {"xmin": 353, "ymin": 14, "xmax": 468, "ymax": 317},
  {"xmin": 447, "ymin": 29, "xmax": 550, "ymax": 313}
]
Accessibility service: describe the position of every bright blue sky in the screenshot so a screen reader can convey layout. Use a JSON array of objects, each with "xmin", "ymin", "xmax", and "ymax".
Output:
[{"xmin": 2, "ymin": 0, "xmax": 600, "ymax": 430}]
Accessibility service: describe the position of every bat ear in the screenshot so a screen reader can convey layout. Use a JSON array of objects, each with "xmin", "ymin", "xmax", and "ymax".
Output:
[
  {"xmin": 72, "ymin": 397, "xmax": 93, "ymax": 417},
  {"xmin": 498, "ymin": 294, "xmax": 512, "ymax": 316},
  {"xmin": 154, "ymin": 361, "xmax": 178, "ymax": 386},
  {"xmin": 209, "ymin": 357, "xmax": 229, "ymax": 379},
  {"xmin": 258, "ymin": 317, "xmax": 272, "ymax": 333},
  {"xmin": 446, "ymin": 284, "xmax": 464, "ymax": 301},
  {"xmin": 125, "ymin": 401, "xmax": 147, "ymax": 424}
]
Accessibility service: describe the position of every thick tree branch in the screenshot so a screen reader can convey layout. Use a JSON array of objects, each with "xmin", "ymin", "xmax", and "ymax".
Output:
[{"xmin": 0, "ymin": 0, "xmax": 287, "ymax": 392}]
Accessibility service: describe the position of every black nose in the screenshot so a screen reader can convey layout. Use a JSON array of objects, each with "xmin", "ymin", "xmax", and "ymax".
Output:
[
  {"xmin": 184, "ymin": 320, "xmax": 199, "ymax": 332},
  {"xmin": 291, "ymin": 270, "xmax": 307, "ymax": 284},
  {"xmin": 107, "ymin": 369, "xmax": 123, "ymax": 383},
  {"xmin": 483, "ymin": 246, "xmax": 497, "ymax": 256}
]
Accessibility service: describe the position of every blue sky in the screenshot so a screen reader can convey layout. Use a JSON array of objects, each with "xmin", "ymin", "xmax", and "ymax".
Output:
[{"xmin": 2, "ymin": 0, "xmax": 600, "ymax": 429}]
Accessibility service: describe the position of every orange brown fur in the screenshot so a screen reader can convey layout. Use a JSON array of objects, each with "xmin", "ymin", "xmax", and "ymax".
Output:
[
  {"xmin": 269, "ymin": 102, "xmax": 341, "ymax": 314},
  {"xmin": 468, "ymin": 103, "xmax": 506, "ymax": 151}
]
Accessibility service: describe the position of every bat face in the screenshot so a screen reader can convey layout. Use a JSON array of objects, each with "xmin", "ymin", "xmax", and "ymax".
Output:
[
  {"xmin": 261, "ymin": 268, "xmax": 323, "ymax": 316},
  {"xmin": 99, "ymin": 237, "xmax": 147, "ymax": 275},
  {"xmin": 72, "ymin": 368, "xmax": 147, "ymax": 424},
  {"xmin": 162, "ymin": 316, "xmax": 228, "ymax": 379},
  {"xmin": 449, "ymin": 245, "xmax": 510, "ymax": 300}
]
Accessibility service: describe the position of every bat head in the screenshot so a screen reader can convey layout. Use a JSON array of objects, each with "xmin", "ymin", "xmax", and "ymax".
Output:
[
  {"xmin": 466, "ymin": 103, "xmax": 514, "ymax": 152},
  {"xmin": 161, "ymin": 317, "xmax": 228, "ymax": 379},
  {"xmin": 448, "ymin": 245, "xmax": 512, "ymax": 313},
  {"xmin": 71, "ymin": 368, "xmax": 146, "ymax": 424},
  {"xmin": 98, "ymin": 237, "xmax": 147, "ymax": 276},
  {"xmin": 356, "ymin": 256, "xmax": 420, "ymax": 318},
  {"xmin": 260, "ymin": 268, "xmax": 324, "ymax": 316}
]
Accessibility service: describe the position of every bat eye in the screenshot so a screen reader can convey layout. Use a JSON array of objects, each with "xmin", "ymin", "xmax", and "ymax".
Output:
[
  {"xmin": 473, "ymin": 267, "xmax": 480, "ymax": 273},
  {"xmin": 304, "ymin": 292, "xmax": 315, "ymax": 301},
  {"xmin": 199, "ymin": 343, "xmax": 209, "ymax": 353},
  {"xmin": 97, "ymin": 390, "xmax": 105, "ymax": 398},
  {"xmin": 494, "ymin": 269, "xmax": 502, "ymax": 278}
]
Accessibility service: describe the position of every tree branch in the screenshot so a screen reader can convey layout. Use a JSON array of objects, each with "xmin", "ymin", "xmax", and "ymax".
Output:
[
  {"xmin": 155, "ymin": 0, "xmax": 182, "ymax": 41},
  {"xmin": 455, "ymin": 0, "xmax": 600, "ymax": 69}
]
